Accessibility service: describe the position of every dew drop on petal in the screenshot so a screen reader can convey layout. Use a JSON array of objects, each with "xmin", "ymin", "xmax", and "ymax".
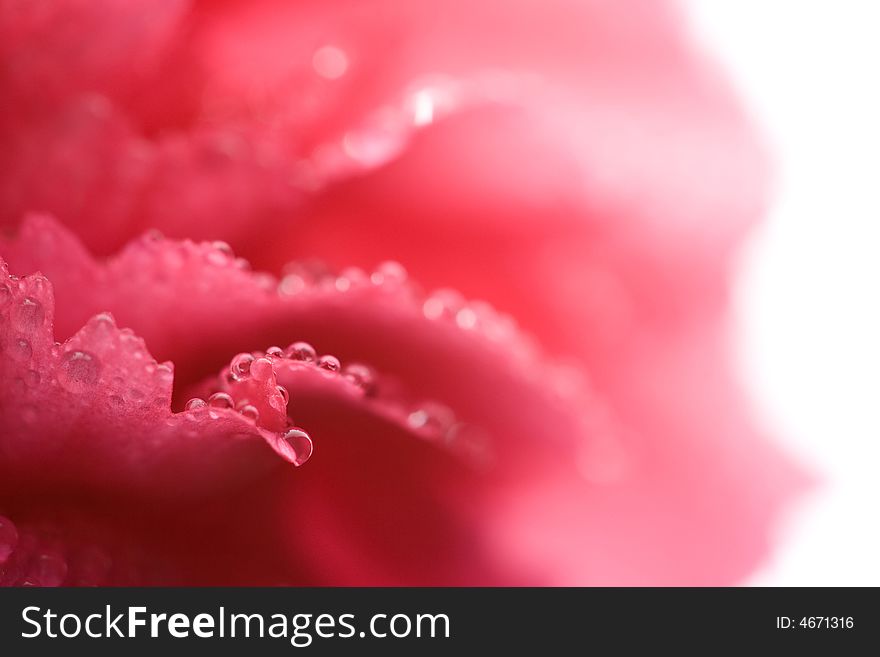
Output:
[
  {"xmin": 371, "ymin": 261, "xmax": 407, "ymax": 286},
  {"xmin": 278, "ymin": 428, "xmax": 314, "ymax": 466},
  {"xmin": 250, "ymin": 357, "xmax": 274, "ymax": 382},
  {"xmin": 317, "ymin": 355, "xmax": 341, "ymax": 373},
  {"xmin": 30, "ymin": 551, "xmax": 68, "ymax": 587},
  {"xmin": 230, "ymin": 353, "xmax": 255, "ymax": 380},
  {"xmin": 456, "ymin": 307, "xmax": 478, "ymax": 330},
  {"xmin": 285, "ymin": 341, "xmax": 317, "ymax": 362},
  {"xmin": 185, "ymin": 398, "xmax": 207, "ymax": 411},
  {"xmin": 10, "ymin": 338, "xmax": 32, "ymax": 362},
  {"xmin": 239, "ymin": 405, "xmax": 260, "ymax": 422},
  {"xmin": 312, "ymin": 45, "xmax": 349, "ymax": 80},
  {"xmin": 208, "ymin": 392, "xmax": 234, "ymax": 409},
  {"xmin": 57, "ymin": 351, "xmax": 99, "ymax": 392},
  {"xmin": 276, "ymin": 385, "xmax": 290, "ymax": 405},
  {"xmin": 343, "ymin": 363, "xmax": 374, "ymax": 393},
  {"xmin": 408, "ymin": 403, "xmax": 456, "ymax": 436},
  {"xmin": 212, "ymin": 241, "xmax": 234, "ymax": 256},
  {"xmin": 266, "ymin": 346, "xmax": 284, "ymax": 359},
  {"xmin": 278, "ymin": 273, "xmax": 306, "ymax": 296},
  {"xmin": 14, "ymin": 297, "xmax": 45, "ymax": 332},
  {"xmin": 0, "ymin": 515, "xmax": 18, "ymax": 564}
]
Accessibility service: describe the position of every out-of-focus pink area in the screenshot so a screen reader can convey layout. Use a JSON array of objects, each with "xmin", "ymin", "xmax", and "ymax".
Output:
[
  {"xmin": 688, "ymin": 1, "xmax": 880, "ymax": 585},
  {"xmin": 0, "ymin": 0, "xmax": 807, "ymax": 585}
]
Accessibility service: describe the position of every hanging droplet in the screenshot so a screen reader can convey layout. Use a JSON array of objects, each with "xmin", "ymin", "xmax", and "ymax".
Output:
[
  {"xmin": 185, "ymin": 398, "xmax": 207, "ymax": 411},
  {"xmin": 230, "ymin": 353, "xmax": 255, "ymax": 381},
  {"xmin": 317, "ymin": 354, "xmax": 341, "ymax": 373},
  {"xmin": 278, "ymin": 428, "xmax": 314, "ymax": 467},
  {"xmin": 239, "ymin": 405, "xmax": 260, "ymax": 422},
  {"xmin": 0, "ymin": 515, "xmax": 18, "ymax": 565},
  {"xmin": 276, "ymin": 385, "xmax": 290, "ymax": 405},
  {"xmin": 285, "ymin": 341, "xmax": 317, "ymax": 362},
  {"xmin": 249, "ymin": 357, "xmax": 274, "ymax": 382},
  {"xmin": 57, "ymin": 351, "xmax": 99, "ymax": 392},
  {"xmin": 14, "ymin": 297, "xmax": 45, "ymax": 332},
  {"xmin": 208, "ymin": 392, "xmax": 234, "ymax": 409}
]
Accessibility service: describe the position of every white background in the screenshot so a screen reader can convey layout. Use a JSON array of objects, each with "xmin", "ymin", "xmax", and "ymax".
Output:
[{"xmin": 685, "ymin": 1, "xmax": 880, "ymax": 585}]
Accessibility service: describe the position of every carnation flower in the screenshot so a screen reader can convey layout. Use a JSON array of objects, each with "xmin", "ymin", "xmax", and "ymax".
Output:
[{"xmin": 0, "ymin": 0, "xmax": 806, "ymax": 585}]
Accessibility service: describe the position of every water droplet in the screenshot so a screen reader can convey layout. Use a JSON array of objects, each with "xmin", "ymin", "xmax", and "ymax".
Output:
[
  {"xmin": 211, "ymin": 241, "xmax": 234, "ymax": 257},
  {"xmin": 312, "ymin": 45, "xmax": 349, "ymax": 80},
  {"xmin": 276, "ymin": 385, "xmax": 290, "ymax": 405},
  {"xmin": 250, "ymin": 357, "xmax": 274, "ymax": 382},
  {"xmin": 340, "ymin": 267, "xmax": 367, "ymax": 286},
  {"xmin": 266, "ymin": 346, "xmax": 284, "ymax": 359},
  {"xmin": 371, "ymin": 261, "xmax": 407, "ymax": 286},
  {"xmin": 239, "ymin": 405, "xmax": 260, "ymax": 422},
  {"xmin": 92, "ymin": 312, "xmax": 115, "ymax": 329},
  {"xmin": 0, "ymin": 283, "xmax": 11, "ymax": 308},
  {"xmin": 278, "ymin": 273, "xmax": 306, "ymax": 296},
  {"xmin": 208, "ymin": 392, "xmax": 234, "ymax": 409},
  {"xmin": 206, "ymin": 241, "xmax": 234, "ymax": 266},
  {"xmin": 423, "ymin": 289, "xmax": 464, "ymax": 320},
  {"xmin": 455, "ymin": 307, "xmax": 478, "ymax": 330},
  {"xmin": 29, "ymin": 551, "xmax": 68, "ymax": 587},
  {"xmin": 14, "ymin": 297, "xmax": 44, "ymax": 332},
  {"xmin": 285, "ymin": 341, "xmax": 317, "ymax": 362},
  {"xmin": 407, "ymin": 403, "xmax": 456, "ymax": 436},
  {"xmin": 10, "ymin": 338, "xmax": 32, "ymax": 361},
  {"xmin": 343, "ymin": 363, "xmax": 374, "ymax": 393},
  {"xmin": 230, "ymin": 353, "xmax": 255, "ymax": 380},
  {"xmin": 57, "ymin": 351, "xmax": 99, "ymax": 392},
  {"xmin": 278, "ymin": 428, "xmax": 314, "ymax": 466},
  {"xmin": 185, "ymin": 398, "xmax": 207, "ymax": 411},
  {"xmin": 0, "ymin": 515, "xmax": 18, "ymax": 564},
  {"xmin": 317, "ymin": 355, "xmax": 341, "ymax": 373}
]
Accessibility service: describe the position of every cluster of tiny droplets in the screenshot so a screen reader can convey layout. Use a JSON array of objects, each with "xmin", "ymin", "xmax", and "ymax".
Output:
[
  {"xmin": 0, "ymin": 515, "xmax": 137, "ymax": 586},
  {"xmin": 163, "ymin": 242, "xmax": 535, "ymax": 376},
  {"xmin": 183, "ymin": 342, "xmax": 379, "ymax": 467},
  {"xmin": 119, "ymin": 241, "xmax": 563, "ymax": 460}
]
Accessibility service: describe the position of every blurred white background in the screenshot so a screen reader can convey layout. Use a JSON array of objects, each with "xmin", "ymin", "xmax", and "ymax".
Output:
[{"xmin": 686, "ymin": 1, "xmax": 880, "ymax": 585}]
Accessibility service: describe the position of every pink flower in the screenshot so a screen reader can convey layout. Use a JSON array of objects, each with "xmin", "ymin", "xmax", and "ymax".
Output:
[{"xmin": 0, "ymin": 0, "xmax": 806, "ymax": 585}]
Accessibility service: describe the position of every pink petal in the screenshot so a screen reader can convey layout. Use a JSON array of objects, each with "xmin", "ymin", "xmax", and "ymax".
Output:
[
  {"xmin": 2, "ymin": 217, "xmax": 807, "ymax": 583},
  {"xmin": 0, "ymin": 259, "xmax": 298, "ymax": 499}
]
